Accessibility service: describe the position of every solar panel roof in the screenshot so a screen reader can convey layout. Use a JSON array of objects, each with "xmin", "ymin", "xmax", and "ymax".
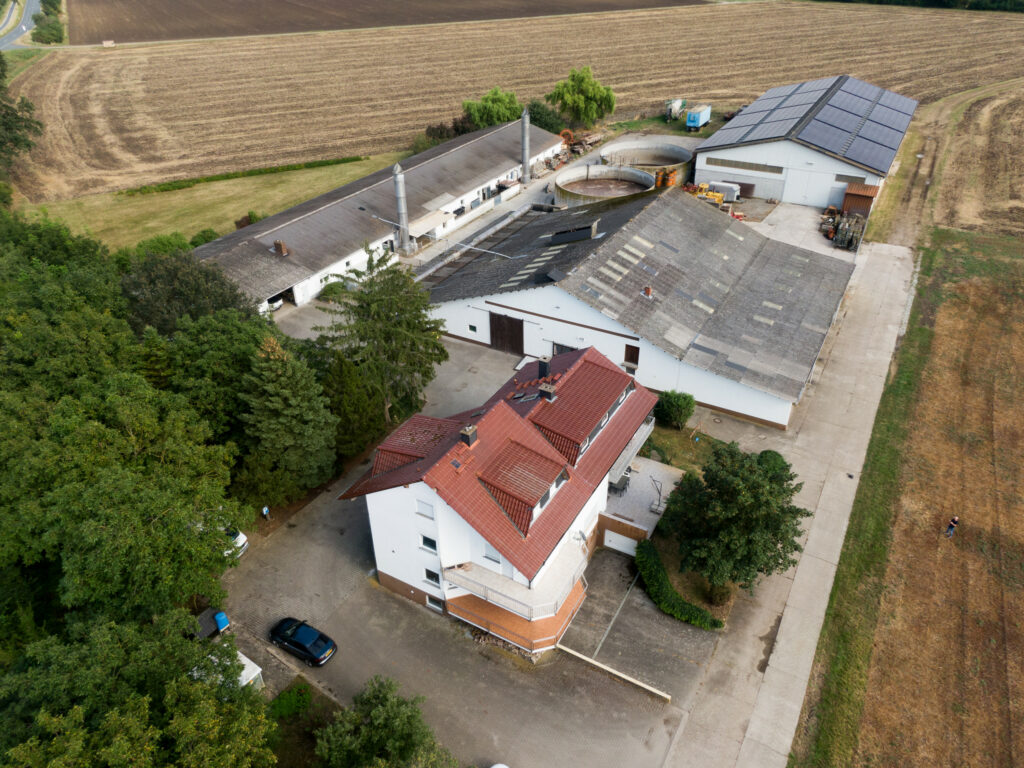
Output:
[{"xmin": 695, "ymin": 75, "xmax": 917, "ymax": 175}]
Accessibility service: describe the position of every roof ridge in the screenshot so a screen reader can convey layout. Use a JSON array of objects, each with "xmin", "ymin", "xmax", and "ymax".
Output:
[
  {"xmin": 786, "ymin": 74, "xmax": 848, "ymax": 141},
  {"xmin": 256, "ymin": 122, "xmax": 516, "ymax": 240}
]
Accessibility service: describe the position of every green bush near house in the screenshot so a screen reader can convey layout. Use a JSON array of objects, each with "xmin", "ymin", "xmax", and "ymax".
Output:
[
  {"xmin": 634, "ymin": 540, "xmax": 723, "ymax": 630},
  {"xmin": 654, "ymin": 390, "xmax": 695, "ymax": 430}
]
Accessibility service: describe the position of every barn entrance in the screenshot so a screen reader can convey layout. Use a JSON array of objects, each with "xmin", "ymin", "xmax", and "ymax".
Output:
[{"xmin": 488, "ymin": 312, "xmax": 523, "ymax": 356}]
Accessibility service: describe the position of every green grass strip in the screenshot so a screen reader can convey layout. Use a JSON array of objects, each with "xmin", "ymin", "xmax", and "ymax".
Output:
[
  {"xmin": 119, "ymin": 156, "xmax": 368, "ymax": 197},
  {"xmin": 635, "ymin": 539, "xmax": 723, "ymax": 630}
]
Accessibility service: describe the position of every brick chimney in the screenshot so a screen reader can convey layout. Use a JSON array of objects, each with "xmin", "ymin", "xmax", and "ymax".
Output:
[{"xmin": 273, "ymin": 240, "xmax": 289, "ymax": 257}]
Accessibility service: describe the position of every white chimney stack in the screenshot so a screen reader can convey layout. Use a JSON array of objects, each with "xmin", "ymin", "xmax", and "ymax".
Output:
[
  {"xmin": 393, "ymin": 163, "xmax": 410, "ymax": 253},
  {"xmin": 521, "ymin": 108, "xmax": 531, "ymax": 184}
]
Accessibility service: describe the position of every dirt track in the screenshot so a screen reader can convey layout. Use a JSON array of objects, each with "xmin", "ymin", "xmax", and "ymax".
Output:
[
  {"xmin": 13, "ymin": 2, "xmax": 1024, "ymax": 202},
  {"xmin": 65, "ymin": 0, "xmax": 704, "ymax": 45}
]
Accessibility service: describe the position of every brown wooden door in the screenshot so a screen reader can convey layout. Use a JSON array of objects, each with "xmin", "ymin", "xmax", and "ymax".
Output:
[{"xmin": 489, "ymin": 313, "xmax": 524, "ymax": 355}]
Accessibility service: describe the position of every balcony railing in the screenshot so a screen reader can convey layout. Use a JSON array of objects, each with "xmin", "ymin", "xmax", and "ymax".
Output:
[
  {"xmin": 443, "ymin": 548, "xmax": 588, "ymax": 621},
  {"xmin": 608, "ymin": 413, "xmax": 655, "ymax": 483}
]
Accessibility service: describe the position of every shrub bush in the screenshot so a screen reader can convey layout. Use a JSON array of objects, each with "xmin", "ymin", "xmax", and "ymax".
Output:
[
  {"xmin": 0, "ymin": 182, "xmax": 12, "ymax": 209},
  {"xmin": 634, "ymin": 539, "xmax": 723, "ymax": 630},
  {"xmin": 654, "ymin": 390, "xmax": 695, "ymax": 430},
  {"xmin": 269, "ymin": 681, "xmax": 312, "ymax": 720},
  {"xmin": 189, "ymin": 228, "xmax": 220, "ymax": 248}
]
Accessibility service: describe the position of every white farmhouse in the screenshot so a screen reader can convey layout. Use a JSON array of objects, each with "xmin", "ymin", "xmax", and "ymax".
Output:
[
  {"xmin": 342, "ymin": 347, "xmax": 657, "ymax": 653},
  {"xmin": 694, "ymin": 75, "xmax": 917, "ymax": 209}
]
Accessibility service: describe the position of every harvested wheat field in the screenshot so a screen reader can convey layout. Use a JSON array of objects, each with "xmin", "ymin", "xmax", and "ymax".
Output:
[
  {"xmin": 12, "ymin": 2, "xmax": 1024, "ymax": 201},
  {"xmin": 855, "ymin": 265, "xmax": 1024, "ymax": 767},
  {"xmin": 934, "ymin": 88, "xmax": 1024, "ymax": 238}
]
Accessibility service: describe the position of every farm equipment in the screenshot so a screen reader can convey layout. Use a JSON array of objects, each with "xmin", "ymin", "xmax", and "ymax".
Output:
[
  {"xmin": 560, "ymin": 128, "xmax": 602, "ymax": 155},
  {"xmin": 684, "ymin": 182, "xmax": 724, "ymax": 206},
  {"xmin": 819, "ymin": 206, "xmax": 864, "ymax": 251},
  {"xmin": 686, "ymin": 104, "xmax": 712, "ymax": 131},
  {"xmin": 665, "ymin": 98, "xmax": 687, "ymax": 121}
]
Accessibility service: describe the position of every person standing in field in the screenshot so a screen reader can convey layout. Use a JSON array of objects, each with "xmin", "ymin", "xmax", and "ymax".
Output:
[{"xmin": 945, "ymin": 516, "xmax": 959, "ymax": 538}]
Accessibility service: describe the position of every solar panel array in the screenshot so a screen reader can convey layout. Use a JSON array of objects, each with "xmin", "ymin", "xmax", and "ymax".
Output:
[{"xmin": 697, "ymin": 76, "xmax": 918, "ymax": 175}]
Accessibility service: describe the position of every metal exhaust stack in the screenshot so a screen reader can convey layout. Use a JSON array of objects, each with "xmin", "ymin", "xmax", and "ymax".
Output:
[
  {"xmin": 521, "ymin": 108, "xmax": 531, "ymax": 184},
  {"xmin": 393, "ymin": 163, "xmax": 411, "ymax": 253}
]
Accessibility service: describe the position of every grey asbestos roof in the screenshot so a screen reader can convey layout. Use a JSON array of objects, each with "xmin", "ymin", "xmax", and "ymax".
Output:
[
  {"xmin": 428, "ymin": 190, "xmax": 854, "ymax": 403},
  {"xmin": 194, "ymin": 120, "xmax": 562, "ymax": 301},
  {"xmin": 697, "ymin": 75, "xmax": 917, "ymax": 176}
]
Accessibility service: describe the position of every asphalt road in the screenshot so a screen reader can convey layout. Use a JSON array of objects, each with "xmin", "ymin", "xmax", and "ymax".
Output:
[{"xmin": 1, "ymin": 0, "xmax": 41, "ymax": 50}]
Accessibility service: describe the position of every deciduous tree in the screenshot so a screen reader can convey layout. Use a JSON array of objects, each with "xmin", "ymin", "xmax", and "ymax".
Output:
[
  {"xmin": 463, "ymin": 87, "xmax": 523, "ymax": 129},
  {"xmin": 545, "ymin": 66, "xmax": 615, "ymax": 128},
  {"xmin": 121, "ymin": 250, "xmax": 255, "ymax": 336},
  {"xmin": 315, "ymin": 676, "xmax": 456, "ymax": 768},
  {"xmin": 662, "ymin": 442, "xmax": 810, "ymax": 603}
]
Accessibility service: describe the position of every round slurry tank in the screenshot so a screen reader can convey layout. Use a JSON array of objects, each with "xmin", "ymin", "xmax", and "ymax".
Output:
[
  {"xmin": 554, "ymin": 164, "xmax": 655, "ymax": 208},
  {"xmin": 599, "ymin": 139, "xmax": 693, "ymax": 185}
]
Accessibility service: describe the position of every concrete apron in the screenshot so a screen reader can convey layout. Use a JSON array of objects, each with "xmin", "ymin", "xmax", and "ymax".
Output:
[{"xmin": 663, "ymin": 241, "xmax": 915, "ymax": 768}]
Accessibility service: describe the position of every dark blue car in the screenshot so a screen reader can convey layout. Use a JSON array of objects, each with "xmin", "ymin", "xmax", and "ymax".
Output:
[{"xmin": 269, "ymin": 618, "xmax": 336, "ymax": 666}]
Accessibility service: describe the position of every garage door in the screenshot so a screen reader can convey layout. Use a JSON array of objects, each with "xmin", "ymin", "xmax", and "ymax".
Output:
[
  {"xmin": 604, "ymin": 529, "xmax": 638, "ymax": 556},
  {"xmin": 489, "ymin": 312, "xmax": 524, "ymax": 355}
]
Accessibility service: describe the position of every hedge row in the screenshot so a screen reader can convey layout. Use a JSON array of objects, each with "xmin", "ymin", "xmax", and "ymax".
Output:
[
  {"xmin": 634, "ymin": 539, "xmax": 723, "ymax": 630},
  {"xmin": 120, "ymin": 156, "xmax": 367, "ymax": 196}
]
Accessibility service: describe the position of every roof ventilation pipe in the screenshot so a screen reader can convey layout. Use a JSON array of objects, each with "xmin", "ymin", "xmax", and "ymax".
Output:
[
  {"xmin": 393, "ymin": 163, "xmax": 411, "ymax": 253},
  {"xmin": 521, "ymin": 108, "xmax": 531, "ymax": 184},
  {"xmin": 459, "ymin": 424, "xmax": 478, "ymax": 447},
  {"xmin": 537, "ymin": 355, "xmax": 551, "ymax": 378}
]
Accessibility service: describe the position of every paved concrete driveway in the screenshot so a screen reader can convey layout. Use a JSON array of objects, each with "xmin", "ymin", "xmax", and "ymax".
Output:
[
  {"xmin": 559, "ymin": 550, "xmax": 718, "ymax": 704},
  {"xmin": 225, "ymin": 486, "xmax": 683, "ymax": 768}
]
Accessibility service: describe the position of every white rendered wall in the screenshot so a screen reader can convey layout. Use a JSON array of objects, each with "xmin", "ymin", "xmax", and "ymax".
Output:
[
  {"xmin": 365, "ymin": 482, "xmax": 448, "ymax": 600},
  {"xmin": 695, "ymin": 140, "xmax": 884, "ymax": 208},
  {"xmin": 291, "ymin": 236, "xmax": 393, "ymax": 306},
  {"xmin": 433, "ymin": 285, "xmax": 794, "ymax": 426}
]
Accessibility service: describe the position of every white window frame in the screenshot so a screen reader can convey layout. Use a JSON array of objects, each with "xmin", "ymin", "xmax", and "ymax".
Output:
[
  {"xmin": 416, "ymin": 500, "xmax": 434, "ymax": 520},
  {"xmin": 424, "ymin": 568, "xmax": 440, "ymax": 587},
  {"xmin": 420, "ymin": 534, "xmax": 437, "ymax": 553},
  {"xmin": 426, "ymin": 595, "xmax": 444, "ymax": 612}
]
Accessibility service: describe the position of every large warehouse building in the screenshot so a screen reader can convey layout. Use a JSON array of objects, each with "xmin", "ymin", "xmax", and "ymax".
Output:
[
  {"xmin": 425, "ymin": 189, "xmax": 854, "ymax": 428},
  {"xmin": 694, "ymin": 75, "xmax": 917, "ymax": 208},
  {"xmin": 195, "ymin": 117, "xmax": 562, "ymax": 312}
]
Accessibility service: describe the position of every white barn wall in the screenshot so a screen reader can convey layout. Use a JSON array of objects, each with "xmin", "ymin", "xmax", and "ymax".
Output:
[
  {"xmin": 432, "ymin": 286, "xmax": 794, "ymax": 426},
  {"xmin": 695, "ymin": 140, "xmax": 883, "ymax": 208}
]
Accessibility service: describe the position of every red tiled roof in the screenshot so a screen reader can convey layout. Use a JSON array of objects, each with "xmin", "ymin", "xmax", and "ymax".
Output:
[
  {"xmin": 530, "ymin": 358, "xmax": 631, "ymax": 445},
  {"xmin": 341, "ymin": 347, "xmax": 657, "ymax": 580}
]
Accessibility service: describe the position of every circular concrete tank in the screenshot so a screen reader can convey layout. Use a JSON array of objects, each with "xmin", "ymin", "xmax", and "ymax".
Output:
[
  {"xmin": 599, "ymin": 139, "xmax": 693, "ymax": 186},
  {"xmin": 554, "ymin": 164, "xmax": 655, "ymax": 208}
]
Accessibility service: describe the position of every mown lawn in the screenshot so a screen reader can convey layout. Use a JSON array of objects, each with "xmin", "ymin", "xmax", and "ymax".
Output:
[{"xmin": 16, "ymin": 151, "xmax": 407, "ymax": 249}]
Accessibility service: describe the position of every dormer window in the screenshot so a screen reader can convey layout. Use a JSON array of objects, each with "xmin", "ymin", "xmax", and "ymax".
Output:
[
  {"xmin": 533, "ymin": 468, "xmax": 569, "ymax": 521},
  {"xmin": 555, "ymin": 469, "xmax": 568, "ymax": 489}
]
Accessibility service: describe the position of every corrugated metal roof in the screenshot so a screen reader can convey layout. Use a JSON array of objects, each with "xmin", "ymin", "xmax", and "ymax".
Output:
[
  {"xmin": 696, "ymin": 75, "xmax": 918, "ymax": 176},
  {"xmin": 429, "ymin": 190, "xmax": 854, "ymax": 403},
  {"xmin": 195, "ymin": 120, "xmax": 562, "ymax": 300}
]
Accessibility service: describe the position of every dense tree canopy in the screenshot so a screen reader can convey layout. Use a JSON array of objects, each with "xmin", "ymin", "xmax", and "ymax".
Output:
[
  {"xmin": 318, "ymin": 251, "xmax": 448, "ymax": 425},
  {"xmin": 0, "ymin": 211, "xmax": 282, "ymax": 765},
  {"xmin": 527, "ymin": 98, "xmax": 565, "ymax": 134},
  {"xmin": 121, "ymin": 249, "xmax": 256, "ymax": 336},
  {"xmin": 545, "ymin": 66, "xmax": 616, "ymax": 128},
  {"xmin": 661, "ymin": 442, "xmax": 810, "ymax": 601}
]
